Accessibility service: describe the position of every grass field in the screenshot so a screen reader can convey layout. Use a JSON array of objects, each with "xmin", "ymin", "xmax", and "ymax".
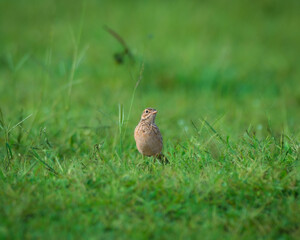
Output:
[{"xmin": 0, "ymin": 0, "xmax": 299, "ymax": 239}]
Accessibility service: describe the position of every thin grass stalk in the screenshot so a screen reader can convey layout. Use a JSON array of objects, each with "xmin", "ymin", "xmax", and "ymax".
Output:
[
  {"xmin": 118, "ymin": 104, "xmax": 125, "ymax": 157},
  {"xmin": 123, "ymin": 62, "xmax": 144, "ymax": 140}
]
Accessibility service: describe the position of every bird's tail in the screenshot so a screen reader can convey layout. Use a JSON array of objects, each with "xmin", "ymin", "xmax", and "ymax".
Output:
[{"xmin": 157, "ymin": 153, "xmax": 169, "ymax": 164}]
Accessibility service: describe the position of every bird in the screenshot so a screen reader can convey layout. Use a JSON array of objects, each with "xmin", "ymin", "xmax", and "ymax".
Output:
[{"xmin": 134, "ymin": 108, "xmax": 169, "ymax": 164}]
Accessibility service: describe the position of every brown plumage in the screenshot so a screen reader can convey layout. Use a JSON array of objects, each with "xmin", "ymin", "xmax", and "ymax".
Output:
[{"xmin": 134, "ymin": 108, "xmax": 169, "ymax": 164}]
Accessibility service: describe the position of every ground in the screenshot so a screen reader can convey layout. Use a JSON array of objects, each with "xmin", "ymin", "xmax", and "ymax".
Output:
[{"xmin": 0, "ymin": 0, "xmax": 299, "ymax": 239}]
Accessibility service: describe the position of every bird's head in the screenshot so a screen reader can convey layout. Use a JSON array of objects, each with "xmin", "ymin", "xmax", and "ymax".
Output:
[{"xmin": 140, "ymin": 108, "xmax": 158, "ymax": 123}]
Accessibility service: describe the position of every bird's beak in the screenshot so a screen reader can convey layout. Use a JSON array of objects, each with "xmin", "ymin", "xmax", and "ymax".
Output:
[{"xmin": 152, "ymin": 110, "xmax": 158, "ymax": 114}]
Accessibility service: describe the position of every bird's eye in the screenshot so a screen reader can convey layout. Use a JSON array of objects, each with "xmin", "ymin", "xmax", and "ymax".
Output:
[{"xmin": 145, "ymin": 110, "xmax": 149, "ymax": 113}]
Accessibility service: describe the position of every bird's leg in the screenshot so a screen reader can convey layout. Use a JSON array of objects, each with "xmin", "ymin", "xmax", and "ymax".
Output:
[{"xmin": 157, "ymin": 153, "xmax": 169, "ymax": 165}]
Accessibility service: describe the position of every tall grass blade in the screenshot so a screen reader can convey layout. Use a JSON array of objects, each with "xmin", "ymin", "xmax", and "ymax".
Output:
[
  {"xmin": 123, "ymin": 62, "xmax": 144, "ymax": 139},
  {"xmin": 31, "ymin": 149, "xmax": 58, "ymax": 175},
  {"xmin": 200, "ymin": 116, "xmax": 225, "ymax": 143},
  {"xmin": 8, "ymin": 113, "xmax": 32, "ymax": 133}
]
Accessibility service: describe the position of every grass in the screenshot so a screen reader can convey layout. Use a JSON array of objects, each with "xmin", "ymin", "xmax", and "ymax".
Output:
[{"xmin": 0, "ymin": 0, "xmax": 299, "ymax": 239}]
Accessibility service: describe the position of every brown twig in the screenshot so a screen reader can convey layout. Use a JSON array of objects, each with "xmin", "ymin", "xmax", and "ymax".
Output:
[{"xmin": 103, "ymin": 25, "xmax": 134, "ymax": 63}]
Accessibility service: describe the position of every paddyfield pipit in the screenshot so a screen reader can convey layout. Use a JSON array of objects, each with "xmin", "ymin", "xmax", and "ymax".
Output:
[{"xmin": 134, "ymin": 108, "xmax": 169, "ymax": 164}]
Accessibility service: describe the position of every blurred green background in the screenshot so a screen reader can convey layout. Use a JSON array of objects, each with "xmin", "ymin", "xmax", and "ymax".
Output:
[
  {"xmin": 1, "ymin": 0, "xmax": 299, "ymax": 138},
  {"xmin": 0, "ymin": 0, "xmax": 299, "ymax": 239}
]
